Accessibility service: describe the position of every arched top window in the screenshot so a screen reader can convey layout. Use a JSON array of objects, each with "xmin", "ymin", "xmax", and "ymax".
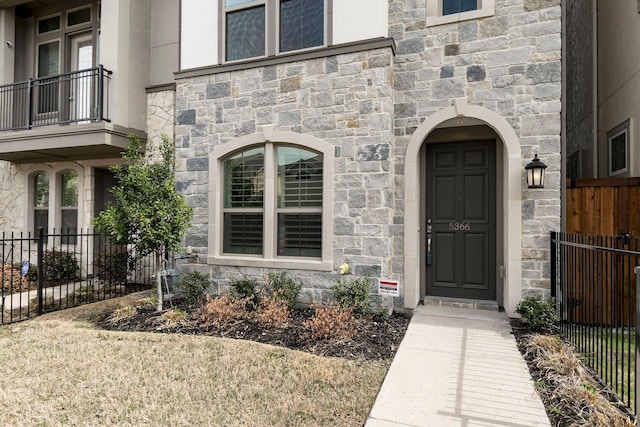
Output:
[
  {"xmin": 210, "ymin": 130, "xmax": 334, "ymax": 271},
  {"xmin": 33, "ymin": 172, "xmax": 49, "ymax": 234},
  {"xmin": 60, "ymin": 170, "xmax": 79, "ymax": 243},
  {"xmin": 61, "ymin": 170, "xmax": 79, "ymax": 209},
  {"xmin": 222, "ymin": 144, "xmax": 323, "ymax": 257}
]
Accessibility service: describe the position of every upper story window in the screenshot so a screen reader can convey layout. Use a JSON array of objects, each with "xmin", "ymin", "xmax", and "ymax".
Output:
[
  {"xmin": 607, "ymin": 119, "xmax": 630, "ymax": 177},
  {"xmin": 67, "ymin": 6, "xmax": 92, "ymax": 27},
  {"xmin": 426, "ymin": 0, "xmax": 494, "ymax": 27},
  {"xmin": 443, "ymin": 0, "xmax": 477, "ymax": 15},
  {"xmin": 38, "ymin": 15, "xmax": 61, "ymax": 34},
  {"xmin": 223, "ymin": 0, "xmax": 325, "ymax": 62}
]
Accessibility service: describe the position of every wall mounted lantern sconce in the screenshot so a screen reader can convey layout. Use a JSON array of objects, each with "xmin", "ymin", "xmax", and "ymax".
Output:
[{"xmin": 525, "ymin": 154, "xmax": 547, "ymax": 188}]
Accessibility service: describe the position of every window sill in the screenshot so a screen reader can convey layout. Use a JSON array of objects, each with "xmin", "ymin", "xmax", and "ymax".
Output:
[{"xmin": 208, "ymin": 255, "xmax": 333, "ymax": 272}]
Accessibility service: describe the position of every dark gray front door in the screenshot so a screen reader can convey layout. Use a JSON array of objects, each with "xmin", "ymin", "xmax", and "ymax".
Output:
[{"xmin": 426, "ymin": 141, "xmax": 496, "ymax": 300}]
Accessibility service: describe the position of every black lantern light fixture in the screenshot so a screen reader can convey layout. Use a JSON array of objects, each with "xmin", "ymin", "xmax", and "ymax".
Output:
[{"xmin": 525, "ymin": 154, "xmax": 547, "ymax": 188}]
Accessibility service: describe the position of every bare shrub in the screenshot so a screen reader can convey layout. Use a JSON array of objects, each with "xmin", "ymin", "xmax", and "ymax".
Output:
[
  {"xmin": 108, "ymin": 306, "xmax": 137, "ymax": 324},
  {"xmin": 162, "ymin": 308, "xmax": 188, "ymax": 327},
  {"xmin": 304, "ymin": 303, "xmax": 356, "ymax": 340},
  {"xmin": 200, "ymin": 294, "xmax": 247, "ymax": 327},
  {"xmin": 252, "ymin": 290, "xmax": 289, "ymax": 328},
  {"xmin": 522, "ymin": 333, "xmax": 635, "ymax": 426}
]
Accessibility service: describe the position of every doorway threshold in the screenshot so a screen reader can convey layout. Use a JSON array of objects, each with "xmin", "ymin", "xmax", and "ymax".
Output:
[{"xmin": 421, "ymin": 296, "xmax": 500, "ymax": 311}]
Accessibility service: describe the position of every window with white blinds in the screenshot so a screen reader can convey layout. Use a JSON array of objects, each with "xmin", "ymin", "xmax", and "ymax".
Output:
[
  {"xmin": 222, "ymin": 144, "xmax": 323, "ymax": 257},
  {"xmin": 276, "ymin": 146, "xmax": 322, "ymax": 257}
]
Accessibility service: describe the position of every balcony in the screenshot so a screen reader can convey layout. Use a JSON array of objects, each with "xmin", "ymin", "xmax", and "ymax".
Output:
[
  {"xmin": 0, "ymin": 65, "xmax": 140, "ymax": 164},
  {"xmin": 0, "ymin": 65, "xmax": 111, "ymax": 131}
]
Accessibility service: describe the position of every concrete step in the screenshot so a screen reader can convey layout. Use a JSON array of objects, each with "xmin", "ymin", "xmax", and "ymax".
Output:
[{"xmin": 422, "ymin": 296, "xmax": 500, "ymax": 311}]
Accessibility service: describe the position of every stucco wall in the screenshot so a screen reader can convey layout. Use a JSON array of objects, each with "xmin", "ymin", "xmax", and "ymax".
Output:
[
  {"xmin": 596, "ymin": 0, "xmax": 640, "ymax": 177},
  {"xmin": 565, "ymin": 0, "xmax": 594, "ymax": 178}
]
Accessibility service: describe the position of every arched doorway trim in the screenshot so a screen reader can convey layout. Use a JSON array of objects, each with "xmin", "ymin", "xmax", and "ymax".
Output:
[{"xmin": 403, "ymin": 98, "xmax": 523, "ymax": 315}]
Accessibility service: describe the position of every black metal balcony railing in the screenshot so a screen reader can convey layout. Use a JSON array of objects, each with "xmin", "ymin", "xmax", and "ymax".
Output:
[{"xmin": 0, "ymin": 65, "xmax": 111, "ymax": 131}]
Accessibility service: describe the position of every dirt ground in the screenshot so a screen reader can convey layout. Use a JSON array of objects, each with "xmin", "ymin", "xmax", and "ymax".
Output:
[{"xmin": 92, "ymin": 294, "xmax": 411, "ymax": 361}]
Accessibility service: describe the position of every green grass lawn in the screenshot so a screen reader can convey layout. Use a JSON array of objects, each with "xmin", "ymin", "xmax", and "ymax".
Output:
[{"xmin": 563, "ymin": 324, "xmax": 636, "ymax": 411}]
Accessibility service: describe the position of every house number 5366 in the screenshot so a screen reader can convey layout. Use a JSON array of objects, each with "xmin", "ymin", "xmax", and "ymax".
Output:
[{"xmin": 448, "ymin": 222, "xmax": 471, "ymax": 231}]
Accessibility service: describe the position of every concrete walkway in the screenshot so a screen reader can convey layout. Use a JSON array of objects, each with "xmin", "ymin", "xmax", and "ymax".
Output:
[{"xmin": 366, "ymin": 305, "xmax": 550, "ymax": 427}]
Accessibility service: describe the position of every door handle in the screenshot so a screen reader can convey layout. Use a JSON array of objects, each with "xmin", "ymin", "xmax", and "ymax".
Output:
[{"xmin": 426, "ymin": 219, "xmax": 433, "ymax": 266}]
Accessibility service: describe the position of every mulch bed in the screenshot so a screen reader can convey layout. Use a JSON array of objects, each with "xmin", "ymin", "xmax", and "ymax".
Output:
[
  {"xmin": 510, "ymin": 319, "xmax": 636, "ymax": 426},
  {"xmin": 96, "ymin": 298, "xmax": 412, "ymax": 361}
]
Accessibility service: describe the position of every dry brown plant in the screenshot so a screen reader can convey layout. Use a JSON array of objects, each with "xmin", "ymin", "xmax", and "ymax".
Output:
[
  {"xmin": 200, "ymin": 294, "xmax": 248, "ymax": 327},
  {"xmin": 252, "ymin": 290, "xmax": 290, "ymax": 328},
  {"xmin": 1, "ymin": 264, "xmax": 32, "ymax": 293},
  {"xmin": 522, "ymin": 334, "xmax": 635, "ymax": 427},
  {"xmin": 107, "ymin": 305, "xmax": 137, "ymax": 324},
  {"xmin": 304, "ymin": 302, "xmax": 356, "ymax": 340},
  {"xmin": 162, "ymin": 308, "xmax": 188, "ymax": 327}
]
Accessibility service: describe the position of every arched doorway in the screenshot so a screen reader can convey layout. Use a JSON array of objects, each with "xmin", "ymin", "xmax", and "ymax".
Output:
[{"xmin": 403, "ymin": 99, "xmax": 523, "ymax": 315}]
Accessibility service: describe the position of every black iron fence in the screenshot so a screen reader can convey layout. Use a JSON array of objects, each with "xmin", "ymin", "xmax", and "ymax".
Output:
[
  {"xmin": 1, "ymin": 229, "xmax": 154, "ymax": 325},
  {"xmin": 0, "ymin": 65, "xmax": 111, "ymax": 131},
  {"xmin": 551, "ymin": 231, "xmax": 640, "ymax": 413}
]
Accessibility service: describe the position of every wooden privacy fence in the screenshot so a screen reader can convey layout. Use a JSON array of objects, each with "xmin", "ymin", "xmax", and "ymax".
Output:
[
  {"xmin": 566, "ymin": 178, "xmax": 640, "ymax": 236},
  {"xmin": 564, "ymin": 178, "xmax": 640, "ymax": 326}
]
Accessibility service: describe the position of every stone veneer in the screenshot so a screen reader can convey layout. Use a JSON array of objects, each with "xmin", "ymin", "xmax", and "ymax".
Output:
[
  {"xmin": 389, "ymin": 0, "xmax": 561, "ymax": 299},
  {"xmin": 174, "ymin": 47, "xmax": 396, "ymax": 304},
  {"xmin": 174, "ymin": 0, "xmax": 562, "ymax": 306},
  {"xmin": 0, "ymin": 162, "xmax": 25, "ymax": 233}
]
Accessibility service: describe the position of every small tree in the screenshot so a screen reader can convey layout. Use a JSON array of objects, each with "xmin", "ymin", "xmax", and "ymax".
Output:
[{"xmin": 93, "ymin": 135, "xmax": 193, "ymax": 311}]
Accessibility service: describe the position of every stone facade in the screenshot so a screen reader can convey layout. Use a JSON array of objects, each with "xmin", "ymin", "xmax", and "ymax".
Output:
[
  {"xmin": 0, "ymin": 162, "xmax": 25, "ymax": 233},
  {"xmin": 147, "ymin": 89, "xmax": 177, "ymax": 147},
  {"xmin": 389, "ymin": 0, "xmax": 561, "ymax": 300},
  {"xmin": 174, "ymin": 0, "xmax": 562, "ymax": 310},
  {"xmin": 175, "ymin": 47, "xmax": 396, "ymax": 304}
]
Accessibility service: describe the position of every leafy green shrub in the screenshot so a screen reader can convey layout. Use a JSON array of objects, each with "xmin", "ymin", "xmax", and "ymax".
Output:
[
  {"xmin": 41, "ymin": 250, "xmax": 80, "ymax": 285},
  {"xmin": 96, "ymin": 247, "xmax": 129, "ymax": 284},
  {"xmin": 515, "ymin": 295, "xmax": 558, "ymax": 334},
  {"xmin": 229, "ymin": 277, "xmax": 260, "ymax": 309},
  {"xmin": 331, "ymin": 276, "xmax": 372, "ymax": 317},
  {"xmin": 264, "ymin": 271, "xmax": 302, "ymax": 309},
  {"xmin": 175, "ymin": 271, "xmax": 210, "ymax": 304}
]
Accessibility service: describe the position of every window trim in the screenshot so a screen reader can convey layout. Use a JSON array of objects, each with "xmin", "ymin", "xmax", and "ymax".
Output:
[
  {"xmin": 36, "ymin": 38, "xmax": 62, "ymax": 78},
  {"xmin": 219, "ymin": 0, "xmax": 330, "ymax": 64},
  {"xmin": 37, "ymin": 13, "xmax": 62, "ymax": 35},
  {"xmin": 607, "ymin": 119, "xmax": 630, "ymax": 177},
  {"xmin": 426, "ymin": 0, "xmax": 494, "ymax": 27},
  {"xmin": 209, "ymin": 128, "xmax": 334, "ymax": 271},
  {"xmin": 66, "ymin": 5, "xmax": 93, "ymax": 30},
  {"xmin": 26, "ymin": 164, "xmax": 84, "ymax": 245}
]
